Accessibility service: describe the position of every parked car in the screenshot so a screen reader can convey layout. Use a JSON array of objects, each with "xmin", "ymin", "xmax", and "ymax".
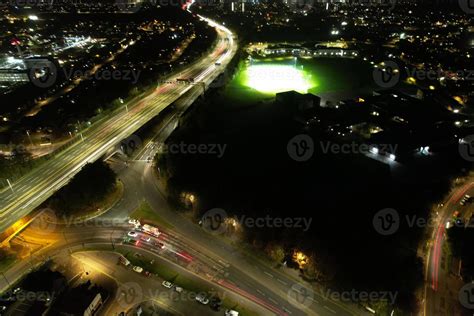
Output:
[
  {"xmin": 173, "ymin": 286, "xmax": 183, "ymax": 293},
  {"xmin": 133, "ymin": 266, "xmax": 143, "ymax": 273},
  {"xmin": 195, "ymin": 293, "xmax": 209, "ymax": 305},
  {"xmin": 225, "ymin": 310, "xmax": 239, "ymax": 316},
  {"xmin": 127, "ymin": 231, "xmax": 138, "ymax": 238},
  {"xmin": 162, "ymin": 281, "xmax": 173, "ymax": 289},
  {"xmin": 209, "ymin": 297, "xmax": 222, "ymax": 311}
]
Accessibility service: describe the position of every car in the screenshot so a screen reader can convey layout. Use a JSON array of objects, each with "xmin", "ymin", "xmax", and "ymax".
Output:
[
  {"xmin": 209, "ymin": 297, "xmax": 222, "ymax": 311},
  {"xmin": 0, "ymin": 306, "xmax": 6, "ymax": 311},
  {"xmin": 127, "ymin": 231, "xmax": 138, "ymax": 238},
  {"xmin": 173, "ymin": 286, "xmax": 183, "ymax": 293},
  {"xmin": 133, "ymin": 266, "xmax": 143, "ymax": 273},
  {"xmin": 162, "ymin": 281, "xmax": 173, "ymax": 289},
  {"xmin": 154, "ymin": 241, "xmax": 165, "ymax": 249},
  {"xmin": 12, "ymin": 288, "xmax": 21, "ymax": 295},
  {"xmin": 195, "ymin": 293, "xmax": 209, "ymax": 305},
  {"xmin": 128, "ymin": 218, "xmax": 140, "ymax": 226},
  {"xmin": 140, "ymin": 236, "xmax": 151, "ymax": 242},
  {"xmin": 225, "ymin": 310, "xmax": 239, "ymax": 316}
]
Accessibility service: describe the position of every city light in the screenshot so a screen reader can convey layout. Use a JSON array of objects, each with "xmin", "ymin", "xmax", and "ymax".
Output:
[{"xmin": 292, "ymin": 250, "xmax": 309, "ymax": 269}]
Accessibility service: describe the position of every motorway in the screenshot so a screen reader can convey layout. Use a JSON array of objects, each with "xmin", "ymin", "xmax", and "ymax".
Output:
[
  {"xmin": 424, "ymin": 179, "xmax": 473, "ymax": 316},
  {"xmin": 0, "ymin": 9, "xmax": 236, "ymax": 235}
]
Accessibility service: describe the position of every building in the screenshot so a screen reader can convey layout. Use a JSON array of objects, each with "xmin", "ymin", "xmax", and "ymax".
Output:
[{"xmin": 50, "ymin": 281, "xmax": 106, "ymax": 316}]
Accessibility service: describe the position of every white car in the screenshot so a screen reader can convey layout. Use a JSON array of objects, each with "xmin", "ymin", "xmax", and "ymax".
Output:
[
  {"xmin": 133, "ymin": 266, "xmax": 143, "ymax": 273},
  {"xmin": 225, "ymin": 310, "xmax": 239, "ymax": 316},
  {"xmin": 195, "ymin": 293, "xmax": 209, "ymax": 305},
  {"xmin": 162, "ymin": 281, "xmax": 173, "ymax": 289},
  {"xmin": 128, "ymin": 231, "xmax": 138, "ymax": 238},
  {"xmin": 173, "ymin": 286, "xmax": 183, "ymax": 293},
  {"xmin": 128, "ymin": 218, "xmax": 140, "ymax": 226}
]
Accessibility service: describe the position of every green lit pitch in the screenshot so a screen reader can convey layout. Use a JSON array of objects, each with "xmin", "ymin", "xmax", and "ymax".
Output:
[{"xmin": 242, "ymin": 63, "xmax": 314, "ymax": 94}]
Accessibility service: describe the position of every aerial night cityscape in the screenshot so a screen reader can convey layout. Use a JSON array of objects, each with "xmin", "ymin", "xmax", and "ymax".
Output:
[{"xmin": 0, "ymin": 0, "xmax": 472, "ymax": 315}]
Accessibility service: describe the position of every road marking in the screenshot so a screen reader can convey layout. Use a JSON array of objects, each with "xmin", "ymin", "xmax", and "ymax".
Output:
[
  {"xmin": 282, "ymin": 307, "xmax": 292, "ymax": 314},
  {"xmin": 269, "ymin": 297, "xmax": 279, "ymax": 305},
  {"xmin": 277, "ymin": 278, "xmax": 288, "ymax": 285},
  {"xmin": 263, "ymin": 271, "xmax": 274, "ymax": 278},
  {"xmin": 324, "ymin": 306, "xmax": 336, "ymax": 314},
  {"xmin": 257, "ymin": 289, "xmax": 266, "ymax": 296},
  {"xmin": 309, "ymin": 297, "xmax": 319, "ymax": 304}
]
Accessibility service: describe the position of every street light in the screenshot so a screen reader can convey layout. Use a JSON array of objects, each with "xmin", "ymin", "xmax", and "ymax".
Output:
[{"xmin": 26, "ymin": 130, "xmax": 33, "ymax": 146}]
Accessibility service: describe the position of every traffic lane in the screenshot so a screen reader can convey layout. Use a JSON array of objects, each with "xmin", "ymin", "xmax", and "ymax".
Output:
[
  {"xmin": 74, "ymin": 249, "xmax": 271, "ymax": 316},
  {"xmin": 3, "ymin": 28, "xmax": 233, "ymax": 229},
  {"xmin": 138, "ymin": 172, "xmax": 360, "ymax": 316},
  {"xmin": 425, "ymin": 182, "xmax": 474, "ymax": 316}
]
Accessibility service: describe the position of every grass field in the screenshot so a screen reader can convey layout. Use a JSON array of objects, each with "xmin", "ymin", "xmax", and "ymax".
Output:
[
  {"xmin": 130, "ymin": 200, "xmax": 174, "ymax": 229},
  {"xmin": 221, "ymin": 56, "xmax": 375, "ymax": 106}
]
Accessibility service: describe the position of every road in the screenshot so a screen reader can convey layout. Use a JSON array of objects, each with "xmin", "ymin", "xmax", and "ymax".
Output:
[
  {"xmin": 2, "ymin": 4, "xmax": 368, "ymax": 316},
  {"xmin": 424, "ymin": 179, "xmax": 473, "ymax": 316},
  {"xmin": 0, "ymin": 9, "xmax": 236, "ymax": 236},
  {"xmin": 93, "ymin": 101, "xmax": 371, "ymax": 315}
]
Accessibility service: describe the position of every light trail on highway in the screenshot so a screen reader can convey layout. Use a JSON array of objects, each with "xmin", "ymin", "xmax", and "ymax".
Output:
[{"xmin": 0, "ymin": 8, "xmax": 237, "ymax": 236}]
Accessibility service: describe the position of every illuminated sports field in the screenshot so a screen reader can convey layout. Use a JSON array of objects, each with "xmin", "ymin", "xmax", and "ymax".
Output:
[
  {"xmin": 241, "ymin": 63, "xmax": 315, "ymax": 94},
  {"xmin": 223, "ymin": 57, "xmax": 374, "ymax": 105}
]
